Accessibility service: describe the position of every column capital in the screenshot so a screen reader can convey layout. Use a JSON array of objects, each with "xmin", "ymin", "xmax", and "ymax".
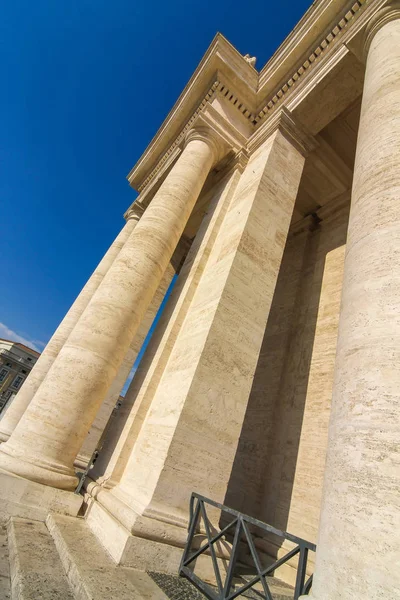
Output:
[
  {"xmin": 364, "ymin": 2, "xmax": 400, "ymax": 58},
  {"xmin": 184, "ymin": 124, "xmax": 228, "ymax": 166},
  {"xmin": 124, "ymin": 202, "xmax": 144, "ymax": 223},
  {"xmin": 185, "ymin": 103, "xmax": 248, "ymax": 167}
]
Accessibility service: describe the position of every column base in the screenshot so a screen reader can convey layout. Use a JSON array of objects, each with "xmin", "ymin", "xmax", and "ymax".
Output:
[
  {"xmin": 83, "ymin": 482, "xmax": 229, "ymax": 584},
  {"xmin": 0, "ymin": 445, "xmax": 78, "ymax": 491},
  {"xmin": 0, "ymin": 470, "xmax": 83, "ymax": 524},
  {"xmin": 0, "ymin": 429, "xmax": 10, "ymax": 443}
]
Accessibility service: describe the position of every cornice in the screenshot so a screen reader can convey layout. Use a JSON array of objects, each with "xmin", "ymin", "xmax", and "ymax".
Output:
[
  {"xmin": 123, "ymin": 200, "xmax": 144, "ymax": 222},
  {"xmin": 135, "ymin": 82, "xmax": 253, "ymax": 194},
  {"xmin": 254, "ymin": 0, "xmax": 367, "ymax": 124},
  {"xmin": 135, "ymin": 81, "xmax": 219, "ymax": 193},
  {"xmin": 127, "ymin": 34, "xmax": 258, "ymax": 192},
  {"xmin": 125, "ymin": 0, "xmax": 376, "ymax": 200},
  {"xmin": 289, "ymin": 214, "xmax": 318, "ymax": 237},
  {"xmin": 258, "ymin": 0, "xmax": 363, "ymax": 89},
  {"xmin": 315, "ymin": 190, "xmax": 351, "ymax": 223},
  {"xmin": 289, "ymin": 191, "xmax": 351, "ymax": 236}
]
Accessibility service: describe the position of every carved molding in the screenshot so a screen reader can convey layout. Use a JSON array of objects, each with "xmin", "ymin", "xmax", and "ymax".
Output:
[
  {"xmin": 254, "ymin": 0, "xmax": 367, "ymax": 124},
  {"xmin": 184, "ymin": 125, "xmax": 227, "ymax": 165},
  {"xmin": 137, "ymin": 81, "xmax": 220, "ymax": 192},
  {"xmin": 136, "ymin": 0, "xmax": 367, "ymax": 196},
  {"xmin": 124, "ymin": 201, "xmax": 144, "ymax": 222}
]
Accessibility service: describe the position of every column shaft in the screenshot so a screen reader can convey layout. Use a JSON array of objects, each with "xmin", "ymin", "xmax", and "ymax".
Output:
[
  {"xmin": 0, "ymin": 212, "xmax": 140, "ymax": 442},
  {"xmin": 0, "ymin": 132, "xmax": 218, "ymax": 490},
  {"xmin": 103, "ymin": 128, "xmax": 305, "ymax": 543},
  {"xmin": 309, "ymin": 14, "xmax": 400, "ymax": 600},
  {"xmin": 91, "ymin": 169, "xmax": 241, "ymax": 487},
  {"xmin": 76, "ymin": 256, "xmax": 179, "ymax": 468}
]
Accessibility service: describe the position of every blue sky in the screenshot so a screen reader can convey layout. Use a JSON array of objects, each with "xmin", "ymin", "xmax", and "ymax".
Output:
[{"xmin": 1, "ymin": 0, "xmax": 311, "ymax": 356}]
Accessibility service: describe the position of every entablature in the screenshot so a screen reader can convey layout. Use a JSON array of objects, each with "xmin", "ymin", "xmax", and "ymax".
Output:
[{"xmin": 126, "ymin": 0, "xmax": 390, "ymax": 215}]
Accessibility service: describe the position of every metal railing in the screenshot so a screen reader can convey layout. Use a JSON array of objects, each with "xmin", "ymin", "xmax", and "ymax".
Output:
[{"xmin": 179, "ymin": 493, "xmax": 316, "ymax": 600}]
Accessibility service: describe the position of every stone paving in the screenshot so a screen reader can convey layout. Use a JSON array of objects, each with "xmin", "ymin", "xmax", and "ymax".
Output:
[
  {"xmin": 149, "ymin": 572, "xmax": 206, "ymax": 599},
  {"xmin": 149, "ymin": 571, "xmax": 295, "ymax": 600}
]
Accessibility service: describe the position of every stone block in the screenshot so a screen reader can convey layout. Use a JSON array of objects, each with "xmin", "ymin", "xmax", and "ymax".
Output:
[{"xmin": 0, "ymin": 471, "xmax": 82, "ymax": 524}]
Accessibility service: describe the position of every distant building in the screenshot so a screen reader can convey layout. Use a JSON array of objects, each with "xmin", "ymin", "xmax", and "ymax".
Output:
[{"xmin": 0, "ymin": 339, "xmax": 40, "ymax": 414}]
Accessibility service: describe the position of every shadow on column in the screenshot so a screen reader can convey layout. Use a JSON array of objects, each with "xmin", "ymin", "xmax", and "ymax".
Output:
[
  {"xmin": 91, "ymin": 175, "xmax": 227, "ymax": 486},
  {"xmin": 224, "ymin": 210, "xmax": 348, "ymax": 546}
]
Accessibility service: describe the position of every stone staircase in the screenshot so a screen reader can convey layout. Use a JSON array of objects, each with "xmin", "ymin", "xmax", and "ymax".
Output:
[
  {"xmin": 0, "ymin": 514, "xmax": 296, "ymax": 599},
  {"xmin": 2, "ymin": 515, "xmax": 205, "ymax": 600}
]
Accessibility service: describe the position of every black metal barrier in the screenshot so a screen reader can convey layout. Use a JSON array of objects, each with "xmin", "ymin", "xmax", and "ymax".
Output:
[{"xmin": 179, "ymin": 493, "xmax": 316, "ymax": 600}]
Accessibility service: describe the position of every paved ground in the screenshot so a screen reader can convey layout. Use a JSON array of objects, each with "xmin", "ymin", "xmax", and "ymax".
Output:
[
  {"xmin": 149, "ymin": 571, "xmax": 295, "ymax": 600},
  {"xmin": 149, "ymin": 572, "xmax": 206, "ymax": 599}
]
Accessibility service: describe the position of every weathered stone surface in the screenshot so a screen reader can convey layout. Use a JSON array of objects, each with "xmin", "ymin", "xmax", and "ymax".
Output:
[
  {"xmin": 76, "ymin": 255, "xmax": 180, "ymax": 468},
  {"xmin": 91, "ymin": 168, "xmax": 242, "ymax": 489},
  {"xmin": 8, "ymin": 518, "xmax": 74, "ymax": 599},
  {"xmin": 46, "ymin": 513, "xmax": 170, "ymax": 599},
  {"xmin": 308, "ymin": 10, "xmax": 400, "ymax": 600},
  {"xmin": 225, "ymin": 199, "xmax": 349, "ymax": 584},
  {"xmin": 86, "ymin": 125, "xmax": 306, "ymax": 574},
  {"xmin": 1, "ymin": 2, "xmax": 400, "ymax": 598}
]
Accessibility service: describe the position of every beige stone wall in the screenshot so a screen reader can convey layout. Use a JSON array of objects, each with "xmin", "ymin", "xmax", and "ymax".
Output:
[{"xmin": 224, "ymin": 195, "xmax": 349, "ymax": 575}]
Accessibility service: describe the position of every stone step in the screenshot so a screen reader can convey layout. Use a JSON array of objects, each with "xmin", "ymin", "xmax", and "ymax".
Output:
[
  {"xmin": 0, "ymin": 524, "xmax": 11, "ymax": 600},
  {"xmin": 46, "ymin": 513, "xmax": 172, "ymax": 600},
  {"xmin": 7, "ymin": 517, "xmax": 74, "ymax": 599}
]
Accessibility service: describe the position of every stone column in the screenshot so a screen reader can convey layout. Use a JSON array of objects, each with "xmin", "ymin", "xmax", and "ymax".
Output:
[
  {"xmin": 90, "ymin": 167, "xmax": 243, "ymax": 488},
  {"xmin": 307, "ymin": 7, "xmax": 400, "ymax": 600},
  {"xmin": 87, "ymin": 115, "xmax": 311, "ymax": 570},
  {"xmin": 0, "ymin": 207, "xmax": 142, "ymax": 443},
  {"xmin": 76, "ymin": 239, "xmax": 186, "ymax": 468},
  {"xmin": 0, "ymin": 126, "xmax": 223, "ymax": 491}
]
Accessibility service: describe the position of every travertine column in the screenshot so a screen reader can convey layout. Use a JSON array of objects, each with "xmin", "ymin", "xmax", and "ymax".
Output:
[
  {"xmin": 96, "ymin": 120, "xmax": 308, "ymax": 554},
  {"xmin": 0, "ymin": 127, "xmax": 223, "ymax": 490},
  {"xmin": 0, "ymin": 207, "xmax": 142, "ymax": 442},
  {"xmin": 75, "ymin": 257, "xmax": 178, "ymax": 468},
  {"xmin": 90, "ymin": 168, "xmax": 242, "ymax": 488},
  {"xmin": 308, "ymin": 8, "xmax": 400, "ymax": 600}
]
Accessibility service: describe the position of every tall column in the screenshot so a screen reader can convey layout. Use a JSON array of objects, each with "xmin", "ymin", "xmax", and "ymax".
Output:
[
  {"xmin": 76, "ymin": 242, "xmax": 185, "ymax": 468},
  {"xmin": 308, "ymin": 7, "xmax": 400, "ymax": 600},
  {"xmin": 90, "ymin": 167, "xmax": 243, "ymax": 488},
  {"xmin": 0, "ymin": 126, "xmax": 223, "ymax": 491},
  {"xmin": 90, "ymin": 117, "xmax": 309, "ymax": 565},
  {"xmin": 0, "ymin": 206, "xmax": 142, "ymax": 442}
]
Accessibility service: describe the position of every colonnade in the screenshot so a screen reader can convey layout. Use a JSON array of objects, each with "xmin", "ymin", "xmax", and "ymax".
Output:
[{"xmin": 0, "ymin": 8, "xmax": 399, "ymax": 598}]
